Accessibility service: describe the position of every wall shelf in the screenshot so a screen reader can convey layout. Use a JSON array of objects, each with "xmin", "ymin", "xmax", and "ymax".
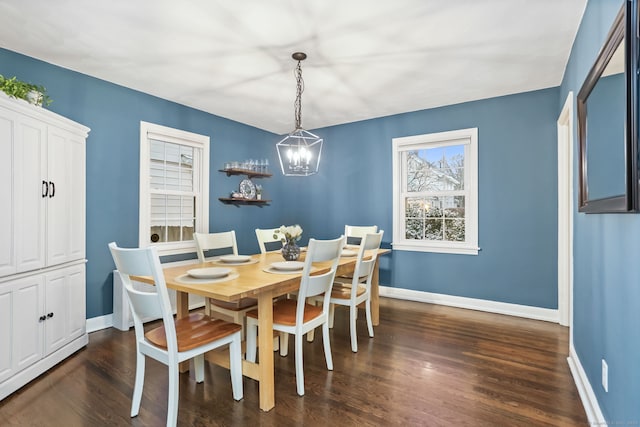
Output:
[
  {"xmin": 218, "ymin": 197, "xmax": 270, "ymax": 206},
  {"xmin": 218, "ymin": 169, "xmax": 272, "ymax": 179},
  {"xmin": 219, "ymin": 167, "xmax": 272, "ymax": 206}
]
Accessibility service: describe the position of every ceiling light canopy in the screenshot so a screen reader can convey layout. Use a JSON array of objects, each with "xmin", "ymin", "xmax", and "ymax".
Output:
[{"xmin": 276, "ymin": 52, "xmax": 323, "ymax": 177}]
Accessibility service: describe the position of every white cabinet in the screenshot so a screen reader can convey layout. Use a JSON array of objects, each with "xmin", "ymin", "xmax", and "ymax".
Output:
[
  {"xmin": 0, "ymin": 97, "xmax": 86, "ymax": 277},
  {"xmin": 0, "ymin": 93, "xmax": 89, "ymax": 400}
]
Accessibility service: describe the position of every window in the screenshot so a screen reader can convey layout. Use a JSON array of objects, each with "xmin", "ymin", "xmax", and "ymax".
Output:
[
  {"xmin": 139, "ymin": 121, "xmax": 209, "ymax": 256},
  {"xmin": 392, "ymin": 128, "xmax": 478, "ymax": 255}
]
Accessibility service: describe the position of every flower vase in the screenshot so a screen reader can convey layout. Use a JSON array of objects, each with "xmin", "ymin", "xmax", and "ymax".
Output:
[{"xmin": 282, "ymin": 239, "xmax": 301, "ymax": 261}]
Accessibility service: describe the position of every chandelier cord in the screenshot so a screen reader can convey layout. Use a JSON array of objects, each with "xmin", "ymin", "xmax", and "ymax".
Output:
[{"xmin": 294, "ymin": 60, "xmax": 305, "ymax": 130}]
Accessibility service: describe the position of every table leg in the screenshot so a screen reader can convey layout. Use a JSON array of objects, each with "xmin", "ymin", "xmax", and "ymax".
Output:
[
  {"xmin": 257, "ymin": 290, "xmax": 275, "ymax": 411},
  {"xmin": 371, "ymin": 257, "xmax": 381, "ymax": 326}
]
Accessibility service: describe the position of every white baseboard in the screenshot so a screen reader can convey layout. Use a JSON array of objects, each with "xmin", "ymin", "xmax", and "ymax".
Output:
[
  {"xmin": 567, "ymin": 344, "xmax": 606, "ymax": 425},
  {"xmin": 379, "ymin": 286, "xmax": 559, "ymax": 322},
  {"xmin": 86, "ymin": 314, "xmax": 113, "ymax": 333}
]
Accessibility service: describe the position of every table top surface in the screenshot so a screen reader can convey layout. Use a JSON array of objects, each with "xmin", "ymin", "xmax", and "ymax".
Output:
[{"xmin": 132, "ymin": 248, "xmax": 390, "ymax": 302}]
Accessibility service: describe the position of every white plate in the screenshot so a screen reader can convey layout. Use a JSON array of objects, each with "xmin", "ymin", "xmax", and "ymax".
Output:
[
  {"xmin": 187, "ymin": 267, "xmax": 232, "ymax": 279},
  {"xmin": 341, "ymin": 249, "xmax": 358, "ymax": 257},
  {"xmin": 219, "ymin": 255, "xmax": 251, "ymax": 263},
  {"xmin": 271, "ymin": 261, "xmax": 304, "ymax": 271}
]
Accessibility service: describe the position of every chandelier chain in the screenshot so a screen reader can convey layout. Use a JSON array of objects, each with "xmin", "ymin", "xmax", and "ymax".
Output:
[{"xmin": 294, "ymin": 60, "xmax": 305, "ymax": 129}]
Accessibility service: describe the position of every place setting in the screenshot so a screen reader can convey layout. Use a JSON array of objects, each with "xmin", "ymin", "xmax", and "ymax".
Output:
[
  {"xmin": 341, "ymin": 249, "xmax": 358, "ymax": 257},
  {"xmin": 263, "ymin": 261, "xmax": 306, "ymax": 275},
  {"xmin": 210, "ymin": 254, "xmax": 259, "ymax": 266},
  {"xmin": 175, "ymin": 266, "xmax": 240, "ymax": 284}
]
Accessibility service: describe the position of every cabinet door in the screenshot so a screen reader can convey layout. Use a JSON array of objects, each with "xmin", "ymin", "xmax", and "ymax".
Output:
[
  {"xmin": 0, "ymin": 276, "xmax": 45, "ymax": 383},
  {"xmin": 65, "ymin": 264, "xmax": 86, "ymax": 342},
  {"xmin": 44, "ymin": 269, "xmax": 68, "ymax": 354},
  {"xmin": 47, "ymin": 128, "xmax": 85, "ymax": 266},
  {"xmin": 14, "ymin": 115, "xmax": 47, "ymax": 273},
  {"xmin": 44, "ymin": 264, "xmax": 86, "ymax": 354},
  {"xmin": 0, "ymin": 107, "xmax": 16, "ymax": 277}
]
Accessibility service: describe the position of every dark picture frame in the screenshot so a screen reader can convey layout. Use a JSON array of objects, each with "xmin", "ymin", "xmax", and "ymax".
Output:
[{"xmin": 577, "ymin": 0, "xmax": 639, "ymax": 213}]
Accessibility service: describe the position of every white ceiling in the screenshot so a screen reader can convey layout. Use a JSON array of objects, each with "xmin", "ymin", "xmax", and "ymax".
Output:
[{"xmin": 0, "ymin": 0, "xmax": 586, "ymax": 134}]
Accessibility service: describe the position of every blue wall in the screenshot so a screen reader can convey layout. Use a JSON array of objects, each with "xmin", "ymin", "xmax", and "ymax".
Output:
[
  {"xmin": 301, "ymin": 88, "xmax": 560, "ymax": 308},
  {"xmin": 1, "ymin": 51, "xmax": 560, "ymax": 316},
  {"xmin": 560, "ymin": 0, "xmax": 640, "ymax": 423},
  {"xmin": 0, "ymin": 49, "xmax": 288, "ymax": 318}
]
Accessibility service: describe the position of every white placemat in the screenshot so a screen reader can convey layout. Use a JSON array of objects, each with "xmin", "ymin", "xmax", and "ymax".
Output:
[
  {"xmin": 175, "ymin": 271, "xmax": 240, "ymax": 284},
  {"xmin": 262, "ymin": 267, "xmax": 304, "ymax": 275}
]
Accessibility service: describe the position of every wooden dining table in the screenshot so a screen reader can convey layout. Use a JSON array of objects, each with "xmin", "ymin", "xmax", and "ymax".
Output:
[{"xmin": 132, "ymin": 248, "xmax": 389, "ymax": 411}]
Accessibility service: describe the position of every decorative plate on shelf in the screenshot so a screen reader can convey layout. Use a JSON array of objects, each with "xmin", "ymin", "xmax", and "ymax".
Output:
[{"xmin": 239, "ymin": 178, "xmax": 256, "ymax": 199}]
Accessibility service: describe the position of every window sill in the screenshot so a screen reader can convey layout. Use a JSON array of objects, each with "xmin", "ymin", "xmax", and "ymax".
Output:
[{"xmin": 392, "ymin": 242, "xmax": 479, "ymax": 255}]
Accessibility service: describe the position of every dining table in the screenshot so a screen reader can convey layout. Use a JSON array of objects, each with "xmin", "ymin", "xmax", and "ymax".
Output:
[{"xmin": 131, "ymin": 247, "xmax": 389, "ymax": 412}]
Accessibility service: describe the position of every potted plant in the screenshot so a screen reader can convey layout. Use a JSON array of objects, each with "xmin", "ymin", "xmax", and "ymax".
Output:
[{"xmin": 0, "ymin": 74, "xmax": 52, "ymax": 106}]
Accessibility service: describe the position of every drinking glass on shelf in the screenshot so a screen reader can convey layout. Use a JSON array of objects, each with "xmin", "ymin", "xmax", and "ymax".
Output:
[{"xmin": 264, "ymin": 158, "xmax": 269, "ymax": 173}]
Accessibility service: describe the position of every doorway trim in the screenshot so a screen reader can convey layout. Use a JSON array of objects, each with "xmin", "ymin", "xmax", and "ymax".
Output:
[{"xmin": 557, "ymin": 91, "xmax": 574, "ymax": 329}]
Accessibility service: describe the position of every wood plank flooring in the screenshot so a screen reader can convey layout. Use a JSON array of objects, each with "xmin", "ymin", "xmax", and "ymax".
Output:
[{"xmin": 0, "ymin": 298, "xmax": 588, "ymax": 426}]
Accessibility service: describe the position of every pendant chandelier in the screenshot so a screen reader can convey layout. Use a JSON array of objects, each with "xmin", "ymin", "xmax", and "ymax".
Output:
[{"xmin": 276, "ymin": 52, "xmax": 323, "ymax": 176}]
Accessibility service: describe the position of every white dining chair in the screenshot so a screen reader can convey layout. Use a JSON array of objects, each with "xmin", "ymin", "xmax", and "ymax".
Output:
[
  {"xmin": 245, "ymin": 235, "xmax": 345, "ymax": 396},
  {"xmin": 329, "ymin": 230, "xmax": 384, "ymax": 352},
  {"xmin": 108, "ymin": 242, "xmax": 243, "ymax": 427},
  {"xmin": 255, "ymin": 227, "xmax": 284, "ymax": 253},
  {"xmin": 194, "ymin": 231, "xmax": 257, "ymax": 339}
]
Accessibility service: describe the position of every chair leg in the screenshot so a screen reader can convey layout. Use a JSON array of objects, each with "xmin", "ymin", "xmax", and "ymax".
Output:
[
  {"xmin": 350, "ymin": 304, "xmax": 358, "ymax": 353},
  {"xmin": 131, "ymin": 351, "xmax": 146, "ymax": 417},
  {"xmin": 294, "ymin": 334, "xmax": 305, "ymax": 396},
  {"xmin": 280, "ymin": 332, "xmax": 289, "ymax": 357},
  {"xmin": 306, "ymin": 328, "xmax": 315, "ymax": 342},
  {"xmin": 194, "ymin": 354, "xmax": 204, "ymax": 383},
  {"xmin": 167, "ymin": 362, "xmax": 179, "ymax": 427},
  {"xmin": 322, "ymin": 322, "xmax": 334, "ymax": 371},
  {"xmin": 246, "ymin": 318, "xmax": 257, "ymax": 363},
  {"xmin": 365, "ymin": 299, "xmax": 374, "ymax": 338},
  {"xmin": 229, "ymin": 334, "xmax": 244, "ymax": 401},
  {"xmin": 204, "ymin": 299, "xmax": 211, "ymax": 317},
  {"xmin": 328, "ymin": 303, "xmax": 335, "ymax": 328}
]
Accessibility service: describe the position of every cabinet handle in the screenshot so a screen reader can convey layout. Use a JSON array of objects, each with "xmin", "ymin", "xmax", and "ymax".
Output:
[
  {"xmin": 47, "ymin": 312, "xmax": 54, "ymax": 318},
  {"xmin": 49, "ymin": 181, "xmax": 55, "ymax": 198},
  {"xmin": 42, "ymin": 180, "xmax": 48, "ymax": 198},
  {"xmin": 39, "ymin": 315, "xmax": 46, "ymax": 322}
]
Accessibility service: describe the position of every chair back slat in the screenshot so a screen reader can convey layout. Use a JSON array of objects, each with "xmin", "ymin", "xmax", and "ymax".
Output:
[
  {"xmin": 194, "ymin": 231, "xmax": 238, "ymax": 262},
  {"xmin": 344, "ymin": 225, "xmax": 378, "ymax": 245},
  {"xmin": 297, "ymin": 236, "xmax": 345, "ymax": 320},
  {"xmin": 124, "ymin": 287, "xmax": 165, "ymax": 321},
  {"xmin": 255, "ymin": 228, "xmax": 284, "ymax": 254}
]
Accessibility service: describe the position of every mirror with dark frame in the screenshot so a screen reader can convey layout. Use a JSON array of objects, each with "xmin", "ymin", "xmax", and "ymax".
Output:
[{"xmin": 577, "ymin": 1, "xmax": 639, "ymax": 213}]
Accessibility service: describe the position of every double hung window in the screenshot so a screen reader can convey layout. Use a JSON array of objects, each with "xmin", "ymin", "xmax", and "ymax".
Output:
[
  {"xmin": 392, "ymin": 128, "xmax": 478, "ymax": 255},
  {"xmin": 139, "ymin": 122, "xmax": 209, "ymax": 255}
]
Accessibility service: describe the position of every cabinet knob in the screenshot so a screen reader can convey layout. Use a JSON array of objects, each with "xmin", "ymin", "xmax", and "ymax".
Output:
[
  {"xmin": 47, "ymin": 312, "xmax": 54, "ymax": 318},
  {"xmin": 39, "ymin": 315, "xmax": 46, "ymax": 322}
]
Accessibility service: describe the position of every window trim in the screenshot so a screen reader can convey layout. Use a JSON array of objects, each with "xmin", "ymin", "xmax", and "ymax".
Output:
[
  {"xmin": 392, "ymin": 127, "xmax": 479, "ymax": 255},
  {"xmin": 139, "ymin": 121, "xmax": 209, "ymax": 256}
]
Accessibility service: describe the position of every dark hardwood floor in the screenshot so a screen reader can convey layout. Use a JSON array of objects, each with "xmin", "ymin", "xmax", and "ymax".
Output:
[{"xmin": 0, "ymin": 298, "xmax": 588, "ymax": 426}]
